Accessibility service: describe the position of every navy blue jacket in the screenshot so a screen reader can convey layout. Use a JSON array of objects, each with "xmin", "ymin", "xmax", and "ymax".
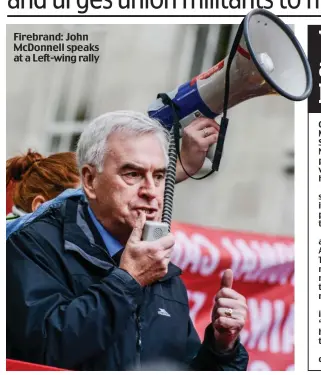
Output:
[{"xmin": 6, "ymin": 195, "xmax": 249, "ymax": 370}]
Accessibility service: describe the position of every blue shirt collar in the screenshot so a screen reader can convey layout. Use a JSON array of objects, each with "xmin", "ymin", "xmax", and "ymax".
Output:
[{"xmin": 87, "ymin": 206, "xmax": 123, "ymax": 257}]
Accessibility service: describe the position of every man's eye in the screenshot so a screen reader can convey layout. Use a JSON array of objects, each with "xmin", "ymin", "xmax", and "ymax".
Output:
[
  {"xmin": 155, "ymin": 174, "xmax": 165, "ymax": 181},
  {"xmin": 126, "ymin": 172, "xmax": 139, "ymax": 178}
]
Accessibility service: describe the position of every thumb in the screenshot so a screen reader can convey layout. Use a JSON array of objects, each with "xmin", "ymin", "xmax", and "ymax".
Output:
[
  {"xmin": 220, "ymin": 269, "xmax": 233, "ymax": 289},
  {"xmin": 129, "ymin": 211, "xmax": 146, "ymax": 243}
]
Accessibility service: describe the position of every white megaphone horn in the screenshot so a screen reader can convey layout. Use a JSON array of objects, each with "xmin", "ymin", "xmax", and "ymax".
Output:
[{"xmin": 148, "ymin": 8, "xmax": 312, "ymax": 170}]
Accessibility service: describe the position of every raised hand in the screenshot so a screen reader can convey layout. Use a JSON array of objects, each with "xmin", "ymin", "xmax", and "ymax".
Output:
[{"xmin": 211, "ymin": 269, "xmax": 248, "ymax": 351}]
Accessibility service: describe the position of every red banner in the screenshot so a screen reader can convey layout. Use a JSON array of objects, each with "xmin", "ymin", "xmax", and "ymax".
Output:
[
  {"xmin": 6, "ymin": 359, "xmax": 64, "ymax": 371},
  {"xmin": 171, "ymin": 221, "xmax": 294, "ymax": 371}
]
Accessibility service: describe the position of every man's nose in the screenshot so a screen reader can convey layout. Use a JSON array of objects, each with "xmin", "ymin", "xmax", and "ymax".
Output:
[{"xmin": 138, "ymin": 177, "xmax": 157, "ymax": 200}]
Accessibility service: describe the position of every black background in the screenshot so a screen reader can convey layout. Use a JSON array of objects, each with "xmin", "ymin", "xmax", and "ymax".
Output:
[{"xmin": 308, "ymin": 25, "xmax": 321, "ymax": 114}]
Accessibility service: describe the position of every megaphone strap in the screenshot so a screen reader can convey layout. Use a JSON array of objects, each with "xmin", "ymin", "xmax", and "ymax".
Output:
[{"xmin": 212, "ymin": 19, "xmax": 245, "ymax": 172}]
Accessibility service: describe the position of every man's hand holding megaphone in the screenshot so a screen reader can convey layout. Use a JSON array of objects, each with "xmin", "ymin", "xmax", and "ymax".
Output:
[
  {"xmin": 176, "ymin": 117, "xmax": 220, "ymax": 183},
  {"xmin": 211, "ymin": 269, "xmax": 248, "ymax": 351}
]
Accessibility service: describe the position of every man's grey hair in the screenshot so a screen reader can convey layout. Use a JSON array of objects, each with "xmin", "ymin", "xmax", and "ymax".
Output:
[{"xmin": 76, "ymin": 110, "xmax": 170, "ymax": 173}]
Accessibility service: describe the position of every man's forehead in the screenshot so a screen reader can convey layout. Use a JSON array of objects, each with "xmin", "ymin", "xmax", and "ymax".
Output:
[
  {"xmin": 108, "ymin": 130, "xmax": 158, "ymax": 146},
  {"xmin": 106, "ymin": 131, "xmax": 166, "ymax": 166}
]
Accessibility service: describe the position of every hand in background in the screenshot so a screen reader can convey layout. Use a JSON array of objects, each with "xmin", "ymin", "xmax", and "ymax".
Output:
[{"xmin": 176, "ymin": 117, "xmax": 219, "ymax": 183}]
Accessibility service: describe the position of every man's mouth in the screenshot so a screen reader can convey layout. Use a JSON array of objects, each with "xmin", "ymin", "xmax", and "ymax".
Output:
[{"xmin": 136, "ymin": 208, "xmax": 158, "ymax": 219}]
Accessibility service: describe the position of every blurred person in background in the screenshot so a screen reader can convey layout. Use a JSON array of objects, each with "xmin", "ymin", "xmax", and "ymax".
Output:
[
  {"xmin": 7, "ymin": 111, "xmax": 248, "ymax": 371},
  {"xmin": 6, "ymin": 150, "xmax": 80, "ymax": 218}
]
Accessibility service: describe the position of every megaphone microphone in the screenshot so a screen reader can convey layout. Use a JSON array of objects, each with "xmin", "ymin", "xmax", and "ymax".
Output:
[{"xmin": 147, "ymin": 8, "xmax": 313, "ymax": 229}]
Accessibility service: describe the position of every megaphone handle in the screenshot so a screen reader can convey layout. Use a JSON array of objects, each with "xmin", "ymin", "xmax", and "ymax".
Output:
[
  {"xmin": 206, "ymin": 143, "xmax": 216, "ymax": 161},
  {"xmin": 211, "ymin": 116, "xmax": 229, "ymax": 171}
]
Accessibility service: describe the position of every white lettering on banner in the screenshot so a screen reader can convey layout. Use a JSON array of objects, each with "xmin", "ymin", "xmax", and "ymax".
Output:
[
  {"xmin": 273, "ymin": 242, "xmax": 294, "ymax": 264},
  {"xmin": 240, "ymin": 299, "xmax": 294, "ymax": 354},
  {"xmin": 246, "ymin": 299, "xmax": 271, "ymax": 351},
  {"xmin": 252, "ymin": 240, "xmax": 293, "ymax": 284},
  {"xmin": 249, "ymin": 360, "xmax": 271, "ymax": 371},
  {"xmin": 191, "ymin": 234, "xmax": 220, "ymax": 276},
  {"xmin": 220, "ymin": 237, "xmax": 242, "ymax": 274},
  {"xmin": 290, "ymin": 273, "xmax": 294, "ymax": 285},
  {"xmin": 220, "ymin": 237, "xmax": 293, "ymax": 284},
  {"xmin": 255, "ymin": 261, "xmax": 293, "ymax": 285},
  {"xmin": 172, "ymin": 231, "xmax": 220, "ymax": 276},
  {"xmin": 250, "ymin": 241, "xmax": 279, "ymax": 281},
  {"xmin": 172, "ymin": 231, "xmax": 201, "ymax": 273},
  {"xmin": 282, "ymin": 304, "xmax": 294, "ymax": 354},
  {"xmin": 235, "ymin": 239, "xmax": 259, "ymax": 276},
  {"xmin": 187, "ymin": 290, "xmax": 207, "ymax": 324},
  {"xmin": 270, "ymin": 300, "xmax": 285, "ymax": 353},
  {"xmin": 249, "ymin": 362, "xmax": 294, "ymax": 371},
  {"xmin": 172, "ymin": 230, "xmax": 294, "ymax": 283},
  {"xmin": 279, "ymin": 263, "xmax": 295, "ymax": 285}
]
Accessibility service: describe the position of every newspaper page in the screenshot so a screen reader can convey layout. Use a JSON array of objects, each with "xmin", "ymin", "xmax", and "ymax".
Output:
[{"xmin": 4, "ymin": 0, "xmax": 321, "ymax": 372}]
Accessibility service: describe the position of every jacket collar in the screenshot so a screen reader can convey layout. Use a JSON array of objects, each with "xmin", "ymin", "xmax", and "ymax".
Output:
[
  {"xmin": 61, "ymin": 195, "xmax": 182, "ymax": 281},
  {"xmin": 62, "ymin": 196, "xmax": 113, "ymax": 264}
]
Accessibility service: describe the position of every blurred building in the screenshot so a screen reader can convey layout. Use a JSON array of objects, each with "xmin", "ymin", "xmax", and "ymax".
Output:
[{"xmin": 6, "ymin": 24, "xmax": 294, "ymax": 236}]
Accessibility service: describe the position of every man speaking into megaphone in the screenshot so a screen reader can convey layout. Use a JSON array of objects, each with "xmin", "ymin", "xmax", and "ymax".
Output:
[
  {"xmin": 6, "ymin": 8, "xmax": 312, "ymax": 372},
  {"xmin": 7, "ymin": 110, "xmax": 249, "ymax": 371}
]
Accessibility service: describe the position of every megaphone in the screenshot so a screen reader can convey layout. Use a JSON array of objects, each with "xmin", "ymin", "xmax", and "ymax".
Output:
[{"xmin": 148, "ymin": 8, "xmax": 312, "ymax": 163}]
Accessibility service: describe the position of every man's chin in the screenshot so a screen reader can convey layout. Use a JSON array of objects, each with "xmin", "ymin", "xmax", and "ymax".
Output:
[
  {"xmin": 146, "ymin": 214, "xmax": 161, "ymax": 221},
  {"xmin": 132, "ymin": 210, "xmax": 161, "ymax": 222}
]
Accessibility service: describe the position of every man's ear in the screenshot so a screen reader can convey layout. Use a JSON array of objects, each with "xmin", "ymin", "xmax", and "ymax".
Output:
[
  {"xmin": 31, "ymin": 195, "xmax": 46, "ymax": 212},
  {"xmin": 81, "ymin": 164, "xmax": 98, "ymax": 200}
]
